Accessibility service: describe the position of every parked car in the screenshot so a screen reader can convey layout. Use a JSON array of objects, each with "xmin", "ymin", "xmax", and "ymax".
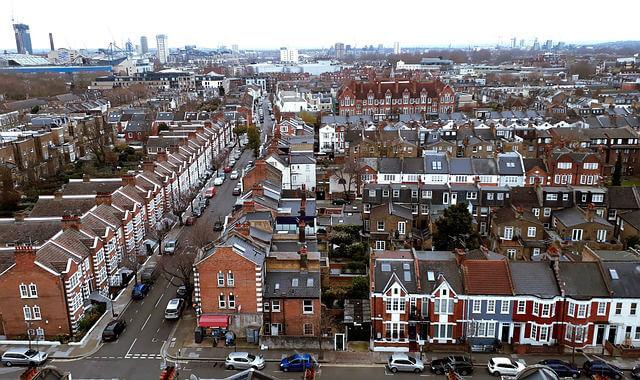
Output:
[
  {"xmin": 176, "ymin": 285, "xmax": 188, "ymax": 298},
  {"xmin": 279, "ymin": 353, "xmax": 317, "ymax": 372},
  {"xmin": 204, "ymin": 187, "xmax": 217, "ymax": 198},
  {"xmin": 1, "ymin": 348, "xmax": 48, "ymax": 367},
  {"xmin": 102, "ymin": 319, "xmax": 126, "ymax": 342},
  {"xmin": 131, "ymin": 283, "xmax": 150, "ymax": 300},
  {"xmin": 631, "ymin": 364, "xmax": 640, "ymax": 379},
  {"xmin": 223, "ymin": 166, "xmax": 232, "ymax": 173},
  {"xmin": 140, "ymin": 264, "xmax": 158, "ymax": 284},
  {"xmin": 213, "ymin": 220, "xmax": 224, "ymax": 231},
  {"xmin": 213, "ymin": 176, "xmax": 224, "ymax": 186},
  {"xmin": 487, "ymin": 357, "xmax": 526, "ymax": 377},
  {"xmin": 232, "ymin": 185, "xmax": 242, "ymax": 196},
  {"xmin": 387, "ymin": 353, "xmax": 424, "ymax": 373},
  {"xmin": 430, "ymin": 355, "xmax": 473, "ymax": 375},
  {"xmin": 229, "ymin": 170, "xmax": 240, "ymax": 180},
  {"xmin": 225, "ymin": 352, "xmax": 265, "ymax": 370},
  {"xmin": 164, "ymin": 298, "xmax": 185, "ymax": 320},
  {"xmin": 539, "ymin": 359, "xmax": 581, "ymax": 378},
  {"xmin": 163, "ymin": 240, "xmax": 178, "ymax": 254},
  {"xmin": 582, "ymin": 360, "xmax": 623, "ymax": 379}
]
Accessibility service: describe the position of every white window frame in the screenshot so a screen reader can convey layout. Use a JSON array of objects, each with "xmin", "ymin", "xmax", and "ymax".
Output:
[
  {"xmin": 501, "ymin": 300, "xmax": 510, "ymax": 314},
  {"xmin": 303, "ymin": 299, "xmax": 314, "ymax": 314}
]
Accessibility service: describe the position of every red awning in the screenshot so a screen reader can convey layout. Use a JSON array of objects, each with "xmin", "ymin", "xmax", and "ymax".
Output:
[{"xmin": 198, "ymin": 314, "xmax": 229, "ymax": 329}]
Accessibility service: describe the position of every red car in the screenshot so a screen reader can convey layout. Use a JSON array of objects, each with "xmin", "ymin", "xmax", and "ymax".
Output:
[
  {"xmin": 204, "ymin": 187, "xmax": 217, "ymax": 198},
  {"xmin": 223, "ymin": 166, "xmax": 232, "ymax": 173}
]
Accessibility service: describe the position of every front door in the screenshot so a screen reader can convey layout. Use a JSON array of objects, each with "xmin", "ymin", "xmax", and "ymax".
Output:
[
  {"xmin": 607, "ymin": 326, "xmax": 617, "ymax": 343},
  {"xmin": 501, "ymin": 323, "xmax": 510, "ymax": 343},
  {"xmin": 596, "ymin": 325, "xmax": 606, "ymax": 345}
]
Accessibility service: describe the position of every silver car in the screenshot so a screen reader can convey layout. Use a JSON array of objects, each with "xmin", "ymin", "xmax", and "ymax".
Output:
[
  {"xmin": 1, "ymin": 348, "xmax": 48, "ymax": 367},
  {"xmin": 387, "ymin": 353, "xmax": 424, "ymax": 373},
  {"xmin": 225, "ymin": 352, "xmax": 265, "ymax": 370}
]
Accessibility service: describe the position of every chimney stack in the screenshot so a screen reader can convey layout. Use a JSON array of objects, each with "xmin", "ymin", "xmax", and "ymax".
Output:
[
  {"xmin": 586, "ymin": 203, "xmax": 595, "ymax": 222},
  {"xmin": 454, "ymin": 248, "xmax": 466, "ymax": 266},
  {"xmin": 121, "ymin": 174, "xmax": 136, "ymax": 187},
  {"xmin": 95, "ymin": 192, "xmax": 112, "ymax": 206},
  {"xmin": 14, "ymin": 245, "xmax": 37, "ymax": 269},
  {"xmin": 299, "ymin": 245, "xmax": 308, "ymax": 269},
  {"xmin": 61, "ymin": 214, "xmax": 81, "ymax": 231}
]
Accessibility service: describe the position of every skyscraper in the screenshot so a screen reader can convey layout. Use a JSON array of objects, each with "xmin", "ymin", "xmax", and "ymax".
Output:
[
  {"xmin": 13, "ymin": 23, "xmax": 33, "ymax": 55},
  {"xmin": 156, "ymin": 34, "xmax": 169, "ymax": 64},
  {"xmin": 334, "ymin": 42, "xmax": 345, "ymax": 59},
  {"xmin": 279, "ymin": 47, "xmax": 298, "ymax": 63},
  {"xmin": 393, "ymin": 42, "xmax": 400, "ymax": 55},
  {"xmin": 140, "ymin": 36, "xmax": 149, "ymax": 54}
]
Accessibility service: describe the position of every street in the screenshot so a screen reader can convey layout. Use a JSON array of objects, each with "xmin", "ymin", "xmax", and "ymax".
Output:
[{"xmin": 0, "ymin": 147, "xmax": 254, "ymax": 380}]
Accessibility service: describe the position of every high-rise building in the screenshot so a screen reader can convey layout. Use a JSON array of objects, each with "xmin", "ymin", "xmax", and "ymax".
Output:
[
  {"xmin": 334, "ymin": 42, "xmax": 345, "ymax": 59},
  {"xmin": 140, "ymin": 36, "xmax": 149, "ymax": 54},
  {"xmin": 393, "ymin": 42, "xmax": 400, "ymax": 55},
  {"xmin": 13, "ymin": 23, "xmax": 33, "ymax": 55},
  {"xmin": 279, "ymin": 47, "xmax": 298, "ymax": 63},
  {"xmin": 156, "ymin": 34, "xmax": 169, "ymax": 64}
]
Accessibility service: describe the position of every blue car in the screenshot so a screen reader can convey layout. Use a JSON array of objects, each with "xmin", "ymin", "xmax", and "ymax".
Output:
[
  {"xmin": 539, "ymin": 359, "xmax": 581, "ymax": 378},
  {"xmin": 279, "ymin": 353, "xmax": 317, "ymax": 372},
  {"xmin": 131, "ymin": 283, "xmax": 150, "ymax": 300}
]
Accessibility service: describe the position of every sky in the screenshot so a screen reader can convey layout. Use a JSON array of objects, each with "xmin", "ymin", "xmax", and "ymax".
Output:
[{"xmin": 2, "ymin": 0, "xmax": 639, "ymax": 52}]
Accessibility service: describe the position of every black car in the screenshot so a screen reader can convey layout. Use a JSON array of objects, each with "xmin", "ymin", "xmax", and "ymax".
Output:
[
  {"xmin": 102, "ymin": 319, "xmax": 126, "ymax": 342},
  {"xmin": 539, "ymin": 359, "xmax": 580, "ymax": 378},
  {"xmin": 582, "ymin": 360, "xmax": 623, "ymax": 379},
  {"xmin": 430, "ymin": 355, "xmax": 473, "ymax": 375},
  {"xmin": 631, "ymin": 364, "xmax": 640, "ymax": 379}
]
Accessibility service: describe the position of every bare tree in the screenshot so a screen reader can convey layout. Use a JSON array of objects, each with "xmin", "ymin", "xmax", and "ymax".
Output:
[
  {"xmin": 332, "ymin": 159, "xmax": 365, "ymax": 200},
  {"xmin": 158, "ymin": 248, "xmax": 196, "ymax": 308}
]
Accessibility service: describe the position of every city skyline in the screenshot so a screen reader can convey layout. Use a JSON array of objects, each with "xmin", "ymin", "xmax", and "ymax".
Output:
[{"xmin": 2, "ymin": 0, "xmax": 640, "ymax": 52}]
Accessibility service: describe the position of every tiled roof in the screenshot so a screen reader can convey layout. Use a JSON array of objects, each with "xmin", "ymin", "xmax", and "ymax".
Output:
[{"xmin": 461, "ymin": 259, "xmax": 514, "ymax": 295}]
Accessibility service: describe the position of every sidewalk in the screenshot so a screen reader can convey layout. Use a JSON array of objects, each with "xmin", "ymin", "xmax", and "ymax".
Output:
[{"xmin": 163, "ymin": 314, "xmax": 640, "ymax": 370}]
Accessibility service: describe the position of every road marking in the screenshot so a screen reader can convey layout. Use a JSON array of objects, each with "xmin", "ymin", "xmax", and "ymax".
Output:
[
  {"xmin": 126, "ymin": 337, "xmax": 137, "ymax": 357},
  {"xmin": 141, "ymin": 313, "xmax": 152, "ymax": 331}
]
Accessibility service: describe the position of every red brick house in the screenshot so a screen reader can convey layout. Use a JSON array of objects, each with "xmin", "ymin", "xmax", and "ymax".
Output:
[
  {"xmin": 547, "ymin": 150, "xmax": 603, "ymax": 187},
  {"xmin": 193, "ymin": 234, "xmax": 267, "ymax": 337},
  {"xmin": 337, "ymin": 79, "xmax": 456, "ymax": 116}
]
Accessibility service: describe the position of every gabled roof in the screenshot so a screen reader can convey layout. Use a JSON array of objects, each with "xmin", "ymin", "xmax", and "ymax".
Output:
[{"xmin": 461, "ymin": 259, "xmax": 514, "ymax": 295}]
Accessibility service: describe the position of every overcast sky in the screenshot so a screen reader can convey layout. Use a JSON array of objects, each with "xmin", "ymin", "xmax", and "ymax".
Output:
[{"xmin": 2, "ymin": 0, "xmax": 639, "ymax": 52}]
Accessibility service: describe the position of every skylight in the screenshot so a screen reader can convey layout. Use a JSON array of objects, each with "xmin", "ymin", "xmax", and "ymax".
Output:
[{"xmin": 609, "ymin": 268, "xmax": 619, "ymax": 280}]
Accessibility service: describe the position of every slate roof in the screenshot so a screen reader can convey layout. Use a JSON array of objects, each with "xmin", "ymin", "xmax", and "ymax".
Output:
[
  {"xmin": 29, "ymin": 196, "xmax": 96, "ymax": 218},
  {"xmin": 509, "ymin": 262, "xmax": 560, "ymax": 298},
  {"xmin": 554, "ymin": 208, "xmax": 612, "ymax": 227},
  {"xmin": 419, "ymin": 259, "xmax": 463, "ymax": 294},
  {"xmin": 263, "ymin": 270, "xmax": 320, "ymax": 298},
  {"xmin": 0, "ymin": 219, "xmax": 62, "ymax": 247},
  {"xmin": 373, "ymin": 250, "xmax": 416, "ymax": 293},
  {"xmin": 557, "ymin": 262, "xmax": 610, "ymax": 298},
  {"xmin": 602, "ymin": 262, "xmax": 640, "ymax": 298},
  {"xmin": 607, "ymin": 187, "xmax": 640, "ymax": 210},
  {"xmin": 461, "ymin": 260, "xmax": 514, "ymax": 295}
]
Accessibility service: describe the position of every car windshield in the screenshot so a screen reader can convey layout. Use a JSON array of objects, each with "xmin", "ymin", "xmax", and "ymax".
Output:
[{"xmin": 25, "ymin": 350, "xmax": 38, "ymax": 357}]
